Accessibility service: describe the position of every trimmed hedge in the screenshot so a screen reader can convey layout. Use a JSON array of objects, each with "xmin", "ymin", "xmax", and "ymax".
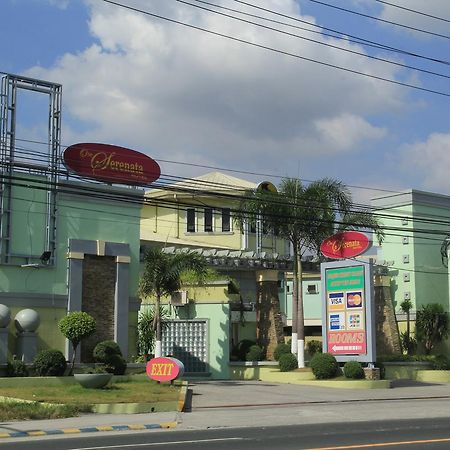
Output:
[
  {"xmin": 343, "ymin": 361, "xmax": 365, "ymax": 379},
  {"xmin": 310, "ymin": 352, "xmax": 339, "ymax": 379},
  {"xmin": 6, "ymin": 360, "xmax": 28, "ymax": 377},
  {"xmin": 273, "ymin": 343, "xmax": 291, "ymax": 361},
  {"xmin": 33, "ymin": 349, "xmax": 67, "ymax": 376},
  {"xmin": 93, "ymin": 340, "xmax": 127, "ymax": 375},
  {"xmin": 279, "ymin": 353, "xmax": 298, "ymax": 372},
  {"xmin": 246, "ymin": 345, "xmax": 264, "ymax": 362}
]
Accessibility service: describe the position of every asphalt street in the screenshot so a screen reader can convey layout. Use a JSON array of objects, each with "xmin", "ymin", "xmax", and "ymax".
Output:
[{"xmin": 1, "ymin": 379, "xmax": 450, "ymax": 447}]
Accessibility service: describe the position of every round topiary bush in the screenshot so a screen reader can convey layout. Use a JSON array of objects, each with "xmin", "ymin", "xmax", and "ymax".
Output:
[
  {"xmin": 310, "ymin": 352, "xmax": 339, "ymax": 379},
  {"xmin": 33, "ymin": 349, "xmax": 67, "ymax": 376},
  {"xmin": 93, "ymin": 340, "xmax": 122, "ymax": 361},
  {"xmin": 245, "ymin": 344, "xmax": 264, "ymax": 362},
  {"xmin": 343, "ymin": 360, "xmax": 365, "ymax": 379},
  {"xmin": 6, "ymin": 359, "xmax": 28, "ymax": 377},
  {"xmin": 93, "ymin": 340, "xmax": 127, "ymax": 375},
  {"xmin": 279, "ymin": 353, "xmax": 298, "ymax": 372},
  {"xmin": 273, "ymin": 343, "xmax": 291, "ymax": 361}
]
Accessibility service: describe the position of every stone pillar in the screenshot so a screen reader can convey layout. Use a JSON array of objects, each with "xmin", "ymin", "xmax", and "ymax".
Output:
[
  {"xmin": 0, "ymin": 329, "xmax": 8, "ymax": 364},
  {"xmin": 256, "ymin": 270, "xmax": 284, "ymax": 360},
  {"xmin": 16, "ymin": 332, "xmax": 38, "ymax": 363},
  {"xmin": 374, "ymin": 274, "xmax": 402, "ymax": 356}
]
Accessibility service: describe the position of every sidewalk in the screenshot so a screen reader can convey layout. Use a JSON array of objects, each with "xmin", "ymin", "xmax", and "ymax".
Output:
[{"xmin": 1, "ymin": 379, "xmax": 450, "ymax": 439}]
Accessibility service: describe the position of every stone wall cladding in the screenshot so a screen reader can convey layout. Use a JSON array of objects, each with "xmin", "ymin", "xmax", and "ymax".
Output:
[
  {"xmin": 81, "ymin": 255, "xmax": 116, "ymax": 362},
  {"xmin": 256, "ymin": 279, "xmax": 284, "ymax": 360}
]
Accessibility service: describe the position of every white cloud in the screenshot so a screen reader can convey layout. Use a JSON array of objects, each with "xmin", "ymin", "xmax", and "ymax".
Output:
[
  {"xmin": 26, "ymin": 0, "xmax": 406, "ymax": 178},
  {"xmin": 315, "ymin": 114, "xmax": 386, "ymax": 152},
  {"xmin": 400, "ymin": 133, "xmax": 450, "ymax": 193}
]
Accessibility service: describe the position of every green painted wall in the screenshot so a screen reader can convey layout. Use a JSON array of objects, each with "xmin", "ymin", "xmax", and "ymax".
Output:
[{"xmin": 0, "ymin": 176, "xmax": 143, "ymax": 360}]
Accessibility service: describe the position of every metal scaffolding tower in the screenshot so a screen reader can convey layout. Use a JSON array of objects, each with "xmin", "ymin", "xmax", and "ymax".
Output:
[{"xmin": 0, "ymin": 73, "xmax": 62, "ymax": 265}]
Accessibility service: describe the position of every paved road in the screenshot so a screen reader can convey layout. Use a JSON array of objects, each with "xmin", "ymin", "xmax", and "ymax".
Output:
[{"xmin": 1, "ymin": 379, "xmax": 450, "ymax": 445}]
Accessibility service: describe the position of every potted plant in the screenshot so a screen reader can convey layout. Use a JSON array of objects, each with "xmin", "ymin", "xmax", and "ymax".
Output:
[{"xmin": 74, "ymin": 365, "xmax": 112, "ymax": 389}]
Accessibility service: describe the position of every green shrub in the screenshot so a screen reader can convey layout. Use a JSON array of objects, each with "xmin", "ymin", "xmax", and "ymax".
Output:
[
  {"xmin": 279, "ymin": 353, "xmax": 298, "ymax": 372},
  {"xmin": 33, "ymin": 350, "xmax": 67, "ymax": 376},
  {"xmin": 93, "ymin": 340, "xmax": 127, "ymax": 375},
  {"xmin": 310, "ymin": 353, "xmax": 339, "ymax": 379},
  {"xmin": 245, "ymin": 345, "xmax": 264, "ymax": 362},
  {"xmin": 343, "ymin": 361, "xmax": 365, "ymax": 379},
  {"xmin": 6, "ymin": 359, "xmax": 28, "ymax": 377},
  {"xmin": 233, "ymin": 339, "xmax": 256, "ymax": 361},
  {"xmin": 306, "ymin": 340, "xmax": 323, "ymax": 356},
  {"xmin": 273, "ymin": 343, "xmax": 291, "ymax": 361},
  {"xmin": 93, "ymin": 340, "xmax": 122, "ymax": 361},
  {"xmin": 432, "ymin": 355, "xmax": 450, "ymax": 370}
]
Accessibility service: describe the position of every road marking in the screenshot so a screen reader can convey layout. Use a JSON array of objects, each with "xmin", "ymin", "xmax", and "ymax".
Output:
[
  {"xmin": 70, "ymin": 437, "xmax": 245, "ymax": 450},
  {"xmin": 306, "ymin": 437, "xmax": 450, "ymax": 449}
]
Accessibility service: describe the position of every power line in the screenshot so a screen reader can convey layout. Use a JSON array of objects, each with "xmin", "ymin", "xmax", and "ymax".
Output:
[
  {"xmin": 177, "ymin": 0, "xmax": 450, "ymax": 80},
  {"xmin": 305, "ymin": 0, "xmax": 450, "ymax": 40},
  {"xmin": 99, "ymin": 0, "xmax": 450, "ymax": 98},
  {"xmin": 230, "ymin": 0, "xmax": 450, "ymax": 66},
  {"xmin": 3, "ymin": 172, "xmax": 449, "ymax": 276},
  {"xmin": 11, "ymin": 139, "xmax": 402, "ymax": 196},
  {"xmin": 374, "ymin": 0, "xmax": 450, "ymax": 24}
]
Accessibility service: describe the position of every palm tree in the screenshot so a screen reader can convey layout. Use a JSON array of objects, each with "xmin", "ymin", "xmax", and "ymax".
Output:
[
  {"xmin": 236, "ymin": 177, "xmax": 384, "ymax": 367},
  {"xmin": 139, "ymin": 247, "xmax": 209, "ymax": 358}
]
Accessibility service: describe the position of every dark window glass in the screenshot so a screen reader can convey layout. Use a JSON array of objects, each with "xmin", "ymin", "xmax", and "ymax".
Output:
[
  {"xmin": 222, "ymin": 208, "xmax": 231, "ymax": 232},
  {"xmin": 187, "ymin": 208, "xmax": 195, "ymax": 232},
  {"xmin": 204, "ymin": 208, "xmax": 213, "ymax": 232}
]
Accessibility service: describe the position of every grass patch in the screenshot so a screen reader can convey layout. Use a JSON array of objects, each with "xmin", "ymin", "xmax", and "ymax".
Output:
[
  {"xmin": 0, "ymin": 377, "xmax": 181, "ymax": 405},
  {"xmin": 0, "ymin": 401, "xmax": 91, "ymax": 421}
]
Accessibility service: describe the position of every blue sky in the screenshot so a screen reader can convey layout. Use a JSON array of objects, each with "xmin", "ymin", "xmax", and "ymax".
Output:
[{"xmin": 2, "ymin": 0, "xmax": 450, "ymax": 201}]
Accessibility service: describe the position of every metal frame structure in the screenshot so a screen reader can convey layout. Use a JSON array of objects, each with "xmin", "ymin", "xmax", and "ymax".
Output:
[{"xmin": 0, "ymin": 73, "xmax": 62, "ymax": 265}]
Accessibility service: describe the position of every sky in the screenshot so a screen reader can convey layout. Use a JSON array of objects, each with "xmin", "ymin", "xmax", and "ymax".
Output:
[{"xmin": 2, "ymin": 0, "xmax": 450, "ymax": 203}]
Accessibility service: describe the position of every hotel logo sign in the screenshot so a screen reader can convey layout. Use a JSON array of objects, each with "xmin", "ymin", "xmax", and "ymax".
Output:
[
  {"xmin": 63, "ymin": 143, "xmax": 161, "ymax": 186},
  {"xmin": 320, "ymin": 231, "xmax": 371, "ymax": 260}
]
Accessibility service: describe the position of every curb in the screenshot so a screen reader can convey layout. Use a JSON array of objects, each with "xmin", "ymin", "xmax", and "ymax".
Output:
[{"xmin": 0, "ymin": 422, "xmax": 177, "ymax": 439}]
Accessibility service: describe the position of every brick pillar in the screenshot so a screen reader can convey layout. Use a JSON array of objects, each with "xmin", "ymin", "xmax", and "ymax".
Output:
[
  {"xmin": 81, "ymin": 255, "xmax": 116, "ymax": 362},
  {"xmin": 256, "ymin": 270, "xmax": 284, "ymax": 360},
  {"xmin": 374, "ymin": 274, "xmax": 402, "ymax": 356}
]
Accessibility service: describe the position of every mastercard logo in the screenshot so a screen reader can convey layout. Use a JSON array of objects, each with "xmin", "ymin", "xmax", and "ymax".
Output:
[{"xmin": 348, "ymin": 294, "xmax": 362, "ymax": 306}]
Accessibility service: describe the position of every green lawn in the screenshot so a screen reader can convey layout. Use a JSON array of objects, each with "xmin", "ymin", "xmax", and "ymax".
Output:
[
  {"xmin": 0, "ymin": 377, "xmax": 181, "ymax": 405},
  {"xmin": 0, "ymin": 377, "xmax": 182, "ymax": 420}
]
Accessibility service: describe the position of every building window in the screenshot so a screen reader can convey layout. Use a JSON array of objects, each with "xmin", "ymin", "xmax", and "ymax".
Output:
[
  {"xmin": 187, "ymin": 208, "xmax": 196, "ymax": 232},
  {"xmin": 204, "ymin": 208, "xmax": 213, "ymax": 232},
  {"xmin": 222, "ymin": 208, "xmax": 231, "ymax": 232},
  {"xmin": 307, "ymin": 284, "xmax": 318, "ymax": 294}
]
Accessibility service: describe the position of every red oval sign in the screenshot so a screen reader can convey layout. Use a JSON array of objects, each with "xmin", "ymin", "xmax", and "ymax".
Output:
[
  {"xmin": 63, "ymin": 143, "xmax": 160, "ymax": 186},
  {"xmin": 320, "ymin": 231, "xmax": 371, "ymax": 259},
  {"xmin": 146, "ymin": 357, "xmax": 184, "ymax": 382}
]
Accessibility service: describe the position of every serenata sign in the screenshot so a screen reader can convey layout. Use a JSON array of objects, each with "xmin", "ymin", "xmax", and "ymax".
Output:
[
  {"xmin": 63, "ymin": 143, "xmax": 161, "ymax": 186},
  {"xmin": 320, "ymin": 231, "xmax": 371, "ymax": 260},
  {"xmin": 146, "ymin": 357, "xmax": 184, "ymax": 382}
]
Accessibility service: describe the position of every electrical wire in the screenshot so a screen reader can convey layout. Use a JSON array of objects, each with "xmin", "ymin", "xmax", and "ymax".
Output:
[
  {"xmin": 305, "ymin": 0, "xmax": 450, "ymax": 40},
  {"xmin": 230, "ymin": 0, "xmax": 450, "ymax": 66},
  {"xmin": 374, "ymin": 0, "xmax": 450, "ymax": 24},
  {"xmin": 177, "ymin": 0, "xmax": 450, "ymax": 81},
  {"xmin": 99, "ymin": 0, "xmax": 450, "ymax": 98},
  {"xmin": 5, "ymin": 143, "xmax": 450, "ymax": 228}
]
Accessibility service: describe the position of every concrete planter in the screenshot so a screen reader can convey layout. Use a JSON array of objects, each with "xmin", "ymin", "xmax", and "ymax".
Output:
[
  {"xmin": 383, "ymin": 361, "xmax": 433, "ymax": 380},
  {"xmin": 74, "ymin": 373, "xmax": 112, "ymax": 389}
]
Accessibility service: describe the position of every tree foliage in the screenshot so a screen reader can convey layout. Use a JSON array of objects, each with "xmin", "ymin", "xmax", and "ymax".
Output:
[
  {"xmin": 235, "ymin": 177, "xmax": 384, "ymax": 367},
  {"xmin": 415, "ymin": 303, "xmax": 449, "ymax": 355},
  {"xmin": 58, "ymin": 311, "xmax": 96, "ymax": 375},
  {"xmin": 139, "ymin": 247, "xmax": 210, "ymax": 356}
]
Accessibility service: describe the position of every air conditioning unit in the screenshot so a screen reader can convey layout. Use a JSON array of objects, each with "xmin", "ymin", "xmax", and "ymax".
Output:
[{"xmin": 170, "ymin": 290, "xmax": 188, "ymax": 306}]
